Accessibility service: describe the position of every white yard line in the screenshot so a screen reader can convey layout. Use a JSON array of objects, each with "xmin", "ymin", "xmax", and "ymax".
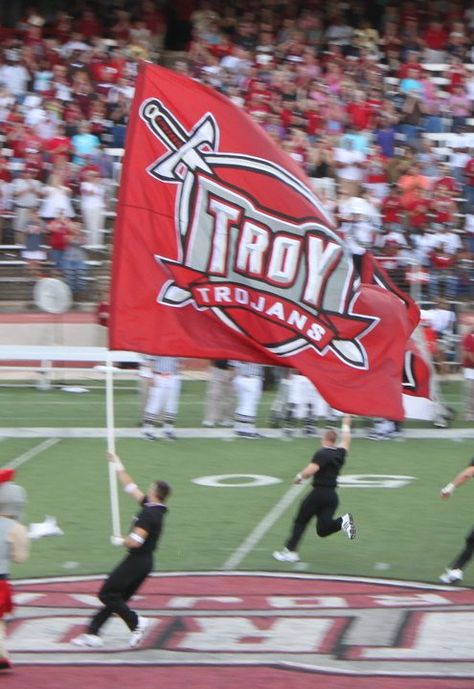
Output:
[
  {"xmin": 222, "ymin": 483, "xmax": 305, "ymax": 570},
  {"xmin": 2, "ymin": 438, "xmax": 59, "ymax": 470}
]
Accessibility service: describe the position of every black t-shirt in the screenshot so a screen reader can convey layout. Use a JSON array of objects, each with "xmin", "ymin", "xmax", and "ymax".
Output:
[
  {"xmin": 128, "ymin": 499, "xmax": 168, "ymax": 556},
  {"xmin": 311, "ymin": 446, "xmax": 347, "ymax": 488}
]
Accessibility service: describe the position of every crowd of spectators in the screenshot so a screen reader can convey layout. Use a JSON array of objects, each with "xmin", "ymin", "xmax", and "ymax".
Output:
[{"xmin": 0, "ymin": 0, "xmax": 474, "ymax": 303}]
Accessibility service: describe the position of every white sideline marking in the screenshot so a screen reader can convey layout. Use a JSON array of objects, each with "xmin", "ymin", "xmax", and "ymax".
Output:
[
  {"xmin": 0, "ymin": 428, "xmax": 473, "ymax": 439},
  {"xmin": 222, "ymin": 483, "xmax": 305, "ymax": 570},
  {"xmin": 2, "ymin": 438, "xmax": 59, "ymax": 470}
]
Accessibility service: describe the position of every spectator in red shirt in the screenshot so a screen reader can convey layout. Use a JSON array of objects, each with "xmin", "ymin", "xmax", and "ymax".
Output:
[
  {"xmin": 462, "ymin": 326, "xmax": 474, "ymax": 420},
  {"xmin": 44, "ymin": 123, "xmax": 72, "ymax": 164},
  {"xmin": 96, "ymin": 285, "xmax": 110, "ymax": 328},
  {"xmin": 89, "ymin": 51, "xmax": 122, "ymax": 95},
  {"xmin": 6, "ymin": 123, "xmax": 42, "ymax": 163},
  {"xmin": 304, "ymin": 100, "xmax": 323, "ymax": 141},
  {"xmin": 0, "ymin": 157, "xmax": 11, "ymax": 185},
  {"xmin": 430, "ymin": 190, "xmax": 458, "ymax": 226},
  {"xmin": 404, "ymin": 187, "xmax": 430, "ymax": 234},
  {"xmin": 47, "ymin": 210, "xmax": 73, "ymax": 275},
  {"xmin": 75, "ymin": 9, "xmax": 102, "ymax": 40},
  {"xmin": 398, "ymin": 50, "xmax": 424, "ymax": 80},
  {"xmin": 421, "ymin": 19, "xmax": 448, "ymax": 63},
  {"xmin": 381, "ymin": 185, "xmax": 404, "ymax": 229},
  {"xmin": 429, "ymin": 244, "xmax": 459, "ymax": 299},
  {"xmin": 447, "ymin": 56, "xmax": 467, "ymax": 92},
  {"xmin": 346, "ymin": 90, "xmax": 373, "ymax": 131},
  {"xmin": 434, "ymin": 163, "xmax": 460, "ymax": 196}
]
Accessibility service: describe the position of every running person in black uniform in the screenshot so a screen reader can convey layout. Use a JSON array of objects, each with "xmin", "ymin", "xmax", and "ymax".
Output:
[
  {"xmin": 439, "ymin": 458, "xmax": 474, "ymax": 584},
  {"xmin": 273, "ymin": 416, "xmax": 355, "ymax": 562},
  {"xmin": 72, "ymin": 452, "xmax": 170, "ymax": 648}
]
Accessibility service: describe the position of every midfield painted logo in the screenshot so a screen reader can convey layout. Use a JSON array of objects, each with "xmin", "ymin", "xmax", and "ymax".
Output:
[
  {"xmin": 9, "ymin": 572, "xmax": 474, "ymax": 683},
  {"xmin": 139, "ymin": 99, "xmax": 376, "ymax": 368}
]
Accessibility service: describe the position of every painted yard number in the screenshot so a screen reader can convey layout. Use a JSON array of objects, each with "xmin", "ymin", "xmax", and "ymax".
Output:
[{"xmin": 339, "ymin": 474, "xmax": 415, "ymax": 488}]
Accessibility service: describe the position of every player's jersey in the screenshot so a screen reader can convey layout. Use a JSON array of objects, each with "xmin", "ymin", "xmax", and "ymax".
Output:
[
  {"xmin": 233, "ymin": 361, "xmax": 263, "ymax": 377},
  {"xmin": 129, "ymin": 499, "xmax": 168, "ymax": 556},
  {"xmin": 311, "ymin": 447, "xmax": 346, "ymax": 488},
  {"xmin": 152, "ymin": 357, "xmax": 179, "ymax": 375}
]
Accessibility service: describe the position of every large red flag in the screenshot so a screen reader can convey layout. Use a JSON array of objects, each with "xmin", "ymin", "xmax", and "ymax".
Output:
[{"xmin": 109, "ymin": 62, "xmax": 417, "ymax": 419}]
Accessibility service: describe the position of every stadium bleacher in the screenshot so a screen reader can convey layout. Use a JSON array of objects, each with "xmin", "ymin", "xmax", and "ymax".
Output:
[{"xmin": 0, "ymin": 1, "xmax": 472, "ymax": 319}]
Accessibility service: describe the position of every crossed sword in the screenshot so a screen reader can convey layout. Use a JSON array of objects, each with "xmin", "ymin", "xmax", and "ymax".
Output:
[{"xmin": 141, "ymin": 98, "xmax": 217, "ymax": 180}]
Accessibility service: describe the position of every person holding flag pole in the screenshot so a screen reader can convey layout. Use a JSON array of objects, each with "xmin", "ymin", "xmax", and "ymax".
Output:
[{"xmin": 72, "ymin": 450, "xmax": 171, "ymax": 648}]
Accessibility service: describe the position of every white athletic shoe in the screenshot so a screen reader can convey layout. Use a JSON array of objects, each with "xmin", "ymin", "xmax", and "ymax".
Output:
[
  {"xmin": 341, "ymin": 513, "xmax": 356, "ymax": 540},
  {"xmin": 202, "ymin": 420, "xmax": 215, "ymax": 427},
  {"xmin": 142, "ymin": 424, "xmax": 158, "ymax": 440},
  {"xmin": 71, "ymin": 633, "xmax": 104, "ymax": 648},
  {"xmin": 273, "ymin": 547, "xmax": 300, "ymax": 562},
  {"xmin": 129, "ymin": 616, "xmax": 150, "ymax": 648},
  {"xmin": 439, "ymin": 568, "xmax": 463, "ymax": 584}
]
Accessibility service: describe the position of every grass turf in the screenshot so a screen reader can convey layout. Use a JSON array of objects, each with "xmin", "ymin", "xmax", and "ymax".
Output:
[
  {"xmin": 0, "ymin": 378, "xmax": 469, "ymax": 428},
  {"xmin": 0, "ymin": 433, "xmax": 471, "ymax": 585}
]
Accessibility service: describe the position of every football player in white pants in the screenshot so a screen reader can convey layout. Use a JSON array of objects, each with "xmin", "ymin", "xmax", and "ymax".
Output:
[
  {"xmin": 202, "ymin": 360, "xmax": 235, "ymax": 427},
  {"xmin": 142, "ymin": 357, "xmax": 181, "ymax": 440},
  {"xmin": 232, "ymin": 361, "xmax": 264, "ymax": 438},
  {"xmin": 284, "ymin": 372, "xmax": 332, "ymax": 437},
  {"xmin": 269, "ymin": 368, "xmax": 291, "ymax": 428}
]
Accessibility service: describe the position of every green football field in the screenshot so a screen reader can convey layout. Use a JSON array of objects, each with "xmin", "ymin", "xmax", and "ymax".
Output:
[{"xmin": 0, "ymin": 379, "xmax": 473, "ymax": 586}]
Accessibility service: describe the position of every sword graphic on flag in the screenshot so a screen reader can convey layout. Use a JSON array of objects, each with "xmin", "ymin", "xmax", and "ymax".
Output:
[{"xmin": 141, "ymin": 99, "xmax": 217, "ymax": 180}]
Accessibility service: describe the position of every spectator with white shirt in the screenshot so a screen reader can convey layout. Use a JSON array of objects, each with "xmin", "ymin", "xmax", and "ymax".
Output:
[
  {"xmin": 450, "ymin": 139, "xmax": 470, "ymax": 187},
  {"xmin": 421, "ymin": 298, "xmax": 457, "ymax": 376},
  {"xmin": 333, "ymin": 137, "xmax": 366, "ymax": 196},
  {"xmin": 0, "ymin": 51, "xmax": 30, "ymax": 101},
  {"xmin": 38, "ymin": 173, "xmax": 74, "ymax": 223},
  {"xmin": 11, "ymin": 167, "xmax": 43, "ymax": 244},
  {"xmin": 438, "ymin": 225, "xmax": 463, "ymax": 258},
  {"xmin": 80, "ymin": 170, "xmax": 107, "ymax": 247},
  {"xmin": 341, "ymin": 196, "xmax": 380, "ymax": 262},
  {"xmin": 428, "ymin": 225, "xmax": 460, "ymax": 300}
]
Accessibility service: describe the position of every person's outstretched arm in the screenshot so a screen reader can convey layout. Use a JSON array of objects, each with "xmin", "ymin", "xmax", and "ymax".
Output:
[
  {"xmin": 107, "ymin": 451, "xmax": 145, "ymax": 504},
  {"xmin": 440, "ymin": 464, "xmax": 474, "ymax": 499},
  {"xmin": 339, "ymin": 415, "xmax": 352, "ymax": 451}
]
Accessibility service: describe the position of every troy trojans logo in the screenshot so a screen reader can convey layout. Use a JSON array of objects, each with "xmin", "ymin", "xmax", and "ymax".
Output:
[{"xmin": 140, "ymin": 98, "xmax": 377, "ymax": 368}]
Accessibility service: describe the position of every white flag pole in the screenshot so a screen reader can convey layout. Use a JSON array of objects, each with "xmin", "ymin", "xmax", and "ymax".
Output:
[{"xmin": 105, "ymin": 352, "xmax": 121, "ymax": 538}]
